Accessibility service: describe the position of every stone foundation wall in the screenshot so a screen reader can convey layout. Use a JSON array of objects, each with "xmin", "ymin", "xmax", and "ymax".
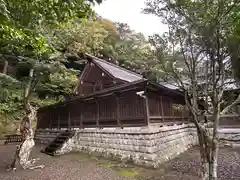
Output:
[
  {"xmin": 35, "ymin": 125, "xmax": 240, "ymax": 167},
  {"xmin": 35, "ymin": 124, "xmax": 197, "ymax": 167}
]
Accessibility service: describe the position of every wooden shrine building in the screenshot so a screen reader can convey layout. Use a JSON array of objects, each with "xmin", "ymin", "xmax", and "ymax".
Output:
[{"xmin": 37, "ymin": 54, "xmax": 189, "ymax": 129}]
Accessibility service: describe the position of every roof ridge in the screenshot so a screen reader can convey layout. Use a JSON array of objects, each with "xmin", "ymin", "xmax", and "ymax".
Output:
[{"xmin": 84, "ymin": 53, "xmax": 143, "ymax": 78}]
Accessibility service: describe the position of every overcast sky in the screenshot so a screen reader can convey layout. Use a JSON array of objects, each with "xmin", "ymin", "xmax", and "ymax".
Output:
[{"xmin": 93, "ymin": 0, "xmax": 168, "ymax": 37}]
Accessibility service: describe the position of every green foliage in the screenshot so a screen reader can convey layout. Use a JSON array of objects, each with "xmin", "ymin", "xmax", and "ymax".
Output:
[
  {"xmin": 0, "ymin": 73, "xmax": 22, "ymax": 114},
  {"xmin": 0, "ymin": 0, "xmax": 102, "ymax": 135},
  {"xmin": 51, "ymin": 18, "xmax": 109, "ymax": 54},
  {"xmin": 37, "ymin": 66, "xmax": 78, "ymax": 99}
]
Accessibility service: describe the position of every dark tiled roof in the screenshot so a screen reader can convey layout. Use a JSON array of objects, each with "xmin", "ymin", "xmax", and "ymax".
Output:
[{"xmin": 85, "ymin": 53, "xmax": 143, "ymax": 82}]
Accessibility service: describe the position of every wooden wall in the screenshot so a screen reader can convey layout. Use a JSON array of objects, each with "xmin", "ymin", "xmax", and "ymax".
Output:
[
  {"xmin": 147, "ymin": 91, "xmax": 189, "ymax": 124},
  {"xmin": 37, "ymin": 90, "xmax": 146, "ymax": 129},
  {"xmin": 77, "ymin": 63, "xmax": 124, "ymax": 96}
]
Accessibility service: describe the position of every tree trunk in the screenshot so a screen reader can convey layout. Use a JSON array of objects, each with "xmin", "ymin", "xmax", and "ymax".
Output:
[
  {"xmin": 196, "ymin": 126, "xmax": 211, "ymax": 180},
  {"xmin": 209, "ymin": 143, "xmax": 218, "ymax": 180},
  {"xmin": 3, "ymin": 60, "xmax": 8, "ymax": 74},
  {"xmin": 6, "ymin": 68, "xmax": 44, "ymax": 171},
  {"xmin": 24, "ymin": 68, "xmax": 34, "ymax": 110},
  {"xmin": 209, "ymin": 110, "xmax": 220, "ymax": 180}
]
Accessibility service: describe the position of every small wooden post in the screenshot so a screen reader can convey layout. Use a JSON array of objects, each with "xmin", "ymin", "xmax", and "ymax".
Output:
[
  {"xmin": 68, "ymin": 111, "xmax": 71, "ymax": 129},
  {"xmin": 96, "ymin": 99, "xmax": 100, "ymax": 127},
  {"xmin": 80, "ymin": 108, "xmax": 83, "ymax": 129},
  {"xmin": 171, "ymin": 99, "xmax": 175, "ymax": 121},
  {"xmin": 160, "ymin": 96, "xmax": 164, "ymax": 122},
  {"xmin": 116, "ymin": 95, "xmax": 121, "ymax": 127},
  {"xmin": 144, "ymin": 94, "xmax": 150, "ymax": 125},
  {"xmin": 74, "ymin": 111, "xmax": 77, "ymax": 128},
  {"xmin": 157, "ymin": 98, "xmax": 160, "ymax": 115},
  {"xmin": 181, "ymin": 105, "xmax": 184, "ymax": 122},
  {"xmin": 57, "ymin": 115, "xmax": 60, "ymax": 129},
  {"xmin": 49, "ymin": 114, "xmax": 52, "ymax": 129}
]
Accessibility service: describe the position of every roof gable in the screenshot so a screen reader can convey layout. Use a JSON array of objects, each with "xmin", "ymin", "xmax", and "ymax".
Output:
[{"xmin": 85, "ymin": 53, "xmax": 143, "ymax": 82}]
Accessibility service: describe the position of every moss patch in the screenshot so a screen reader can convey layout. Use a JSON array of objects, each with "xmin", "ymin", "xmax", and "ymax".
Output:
[
  {"xmin": 117, "ymin": 169, "xmax": 139, "ymax": 177},
  {"xmin": 70, "ymin": 151, "xmax": 142, "ymax": 178}
]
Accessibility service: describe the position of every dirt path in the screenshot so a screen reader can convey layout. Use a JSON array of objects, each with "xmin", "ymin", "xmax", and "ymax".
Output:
[{"xmin": 0, "ymin": 142, "xmax": 240, "ymax": 180}]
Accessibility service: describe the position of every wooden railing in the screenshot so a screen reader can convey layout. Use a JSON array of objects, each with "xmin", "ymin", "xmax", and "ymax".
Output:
[{"xmin": 4, "ymin": 134, "xmax": 22, "ymax": 144}]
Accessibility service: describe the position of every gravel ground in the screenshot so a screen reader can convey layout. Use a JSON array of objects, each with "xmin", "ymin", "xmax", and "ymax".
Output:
[
  {"xmin": 139, "ymin": 147, "xmax": 240, "ymax": 180},
  {"xmin": 0, "ymin": 142, "xmax": 240, "ymax": 180},
  {"xmin": 0, "ymin": 143, "xmax": 134, "ymax": 180}
]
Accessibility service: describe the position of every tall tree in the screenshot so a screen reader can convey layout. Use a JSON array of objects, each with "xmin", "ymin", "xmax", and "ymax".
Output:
[
  {"xmin": 144, "ymin": 0, "xmax": 240, "ymax": 179},
  {"xmin": 1, "ymin": 0, "xmax": 102, "ymax": 171}
]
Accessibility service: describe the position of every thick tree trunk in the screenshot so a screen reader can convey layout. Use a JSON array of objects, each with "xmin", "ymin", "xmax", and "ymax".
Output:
[
  {"xmin": 197, "ymin": 127, "xmax": 210, "ymax": 180},
  {"xmin": 209, "ymin": 110, "xmax": 220, "ymax": 180},
  {"xmin": 209, "ymin": 146, "xmax": 218, "ymax": 180},
  {"xmin": 7, "ymin": 68, "xmax": 44, "ymax": 171}
]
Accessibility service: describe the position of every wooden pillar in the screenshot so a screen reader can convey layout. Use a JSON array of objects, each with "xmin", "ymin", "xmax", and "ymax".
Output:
[
  {"xmin": 36, "ymin": 112, "xmax": 40, "ymax": 129},
  {"xmin": 116, "ymin": 96, "xmax": 121, "ymax": 127},
  {"xmin": 74, "ymin": 112, "xmax": 77, "ymax": 128},
  {"xmin": 80, "ymin": 105, "xmax": 83, "ymax": 129},
  {"xmin": 49, "ymin": 114, "xmax": 52, "ymax": 129},
  {"xmin": 181, "ymin": 105, "xmax": 184, "ymax": 122},
  {"xmin": 96, "ymin": 99, "xmax": 99, "ymax": 127},
  {"xmin": 160, "ymin": 96, "xmax": 164, "ymax": 122},
  {"xmin": 157, "ymin": 98, "xmax": 160, "ymax": 115},
  {"xmin": 171, "ymin": 99, "xmax": 175, "ymax": 121},
  {"xmin": 68, "ymin": 111, "xmax": 71, "ymax": 129},
  {"xmin": 57, "ymin": 115, "xmax": 60, "ymax": 129},
  {"xmin": 144, "ymin": 95, "xmax": 150, "ymax": 125}
]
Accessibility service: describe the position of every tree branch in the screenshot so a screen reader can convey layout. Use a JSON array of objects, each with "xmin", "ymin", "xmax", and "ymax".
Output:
[{"xmin": 221, "ymin": 94, "xmax": 240, "ymax": 115}]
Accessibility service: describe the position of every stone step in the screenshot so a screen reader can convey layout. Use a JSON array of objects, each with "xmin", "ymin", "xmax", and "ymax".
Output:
[{"xmin": 41, "ymin": 130, "xmax": 75, "ymax": 156}]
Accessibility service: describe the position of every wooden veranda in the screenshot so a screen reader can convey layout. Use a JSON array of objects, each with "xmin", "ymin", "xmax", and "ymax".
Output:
[{"xmin": 37, "ymin": 79, "xmax": 190, "ymax": 129}]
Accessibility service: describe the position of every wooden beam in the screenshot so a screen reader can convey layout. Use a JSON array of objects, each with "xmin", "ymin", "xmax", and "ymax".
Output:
[
  {"xmin": 144, "ymin": 96, "xmax": 150, "ymax": 125},
  {"xmin": 150, "ymin": 116, "xmax": 182, "ymax": 119},
  {"xmin": 160, "ymin": 96, "xmax": 164, "ymax": 122}
]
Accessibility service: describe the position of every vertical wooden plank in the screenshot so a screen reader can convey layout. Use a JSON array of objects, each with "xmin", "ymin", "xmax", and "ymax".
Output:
[
  {"xmin": 96, "ymin": 99, "xmax": 99, "ymax": 127},
  {"xmin": 144, "ymin": 94, "xmax": 150, "ymax": 125},
  {"xmin": 160, "ymin": 96, "xmax": 164, "ymax": 122}
]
